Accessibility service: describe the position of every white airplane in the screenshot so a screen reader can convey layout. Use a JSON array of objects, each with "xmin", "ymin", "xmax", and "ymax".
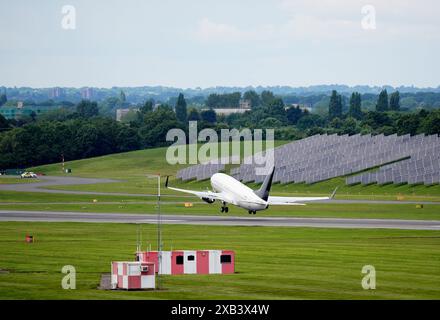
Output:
[{"xmin": 165, "ymin": 167, "xmax": 338, "ymax": 214}]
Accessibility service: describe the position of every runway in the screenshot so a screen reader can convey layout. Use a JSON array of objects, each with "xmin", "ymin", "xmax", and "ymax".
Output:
[
  {"xmin": 1, "ymin": 176, "xmax": 440, "ymax": 205},
  {"xmin": 1, "ymin": 210, "xmax": 440, "ymax": 230}
]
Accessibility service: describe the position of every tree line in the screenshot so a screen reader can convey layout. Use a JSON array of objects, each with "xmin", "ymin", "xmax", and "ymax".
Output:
[{"xmin": 1, "ymin": 90, "xmax": 440, "ymax": 170}]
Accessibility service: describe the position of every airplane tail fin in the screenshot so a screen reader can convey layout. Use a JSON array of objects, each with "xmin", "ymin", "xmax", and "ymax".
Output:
[{"xmin": 253, "ymin": 167, "xmax": 275, "ymax": 201}]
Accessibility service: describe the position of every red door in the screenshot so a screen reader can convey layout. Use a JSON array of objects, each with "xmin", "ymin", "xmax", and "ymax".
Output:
[
  {"xmin": 197, "ymin": 251, "xmax": 209, "ymax": 274},
  {"xmin": 171, "ymin": 251, "xmax": 184, "ymax": 275},
  {"xmin": 221, "ymin": 250, "xmax": 235, "ymax": 274}
]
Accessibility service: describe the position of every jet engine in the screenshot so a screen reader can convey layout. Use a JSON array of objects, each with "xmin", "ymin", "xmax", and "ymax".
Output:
[{"xmin": 201, "ymin": 197, "xmax": 215, "ymax": 204}]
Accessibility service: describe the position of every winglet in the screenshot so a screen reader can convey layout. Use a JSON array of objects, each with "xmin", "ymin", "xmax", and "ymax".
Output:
[
  {"xmin": 330, "ymin": 186, "xmax": 339, "ymax": 199},
  {"xmin": 165, "ymin": 176, "xmax": 170, "ymax": 188}
]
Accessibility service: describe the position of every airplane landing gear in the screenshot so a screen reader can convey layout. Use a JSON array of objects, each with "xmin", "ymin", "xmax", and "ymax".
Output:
[
  {"xmin": 248, "ymin": 210, "xmax": 256, "ymax": 215},
  {"xmin": 221, "ymin": 204, "xmax": 229, "ymax": 213}
]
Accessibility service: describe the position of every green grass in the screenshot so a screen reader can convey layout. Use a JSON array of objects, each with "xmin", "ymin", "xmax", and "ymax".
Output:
[
  {"xmin": 0, "ymin": 202, "xmax": 439, "ymax": 220},
  {"xmin": 29, "ymin": 144, "xmax": 440, "ymax": 201},
  {"xmin": 0, "ymin": 222, "xmax": 439, "ymax": 299},
  {"xmin": 0, "ymin": 191, "xmax": 186, "ymax": 203}
]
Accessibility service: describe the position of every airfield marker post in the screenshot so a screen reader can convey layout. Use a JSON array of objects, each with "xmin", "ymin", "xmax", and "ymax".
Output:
[
  {"xmin": 157, "ymin": 174, "xmax": 162, "ymax": 290},
  {"xmin": 147, "ymin": 173, "xmax": 162, "ymax": 290}
]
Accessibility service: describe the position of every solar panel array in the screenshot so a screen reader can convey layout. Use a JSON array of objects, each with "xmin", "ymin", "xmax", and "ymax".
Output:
[
  {"xmin": 176, "ymin": 155, "xmax": 242, "ymax": 181},
  {"xmin": 176, "ymin": 162, "xmax": 225, "ymax": 181},
  {"xmin": 176, "ymin": 133, "xmax": 440, "ymax": 185},
  {"xmin": 346, "ymin": 135, "xmax": 440, "ymax": 185}
]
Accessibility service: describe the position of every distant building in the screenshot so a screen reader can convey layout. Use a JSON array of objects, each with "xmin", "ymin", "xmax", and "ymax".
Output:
[
  {"xmin": 286, "ymin": 103, "xmax": 312, "ymax": 112},
  {"xmin": 81, "ymin": 87, "xmax": 94, "ymax": 100},
  {"xmin": 239, "ymin": 99, "xmax": 251, "ymax": 109},
  {"xmin": 116, "ymin": 108, "xmax": 139, "ymax": 122},
  {"xmin": 49, "ymin": 87, "xmax": 65, "ymax": 99},
  {"xmin": 206, "ymin": 99, "xmax": 252, "ymax": 116},
  {"xmin": 209, "ymin": 108, "xmax": 250, "ymax": 116},
  {"xmin": 0, "ymin": 104, "xmax": 58, "ymax": 120}
]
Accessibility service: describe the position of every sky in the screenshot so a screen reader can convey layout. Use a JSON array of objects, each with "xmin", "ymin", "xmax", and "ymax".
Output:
[{"xmin": 0, "ymin": 0, "xmax": 439, "ymax": 88}]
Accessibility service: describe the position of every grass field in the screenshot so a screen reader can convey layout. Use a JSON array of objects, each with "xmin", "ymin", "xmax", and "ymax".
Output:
[
  {"xmin": 30, "ymin": 145, "xmax": 440, "ymax": 201},
  {"xmin": 0, "ymin": 190, "xmax": 184, "ymax": 203},
  {"xmin": 0, "ymin": 222, "xmax": 439, "ymax": 300}
]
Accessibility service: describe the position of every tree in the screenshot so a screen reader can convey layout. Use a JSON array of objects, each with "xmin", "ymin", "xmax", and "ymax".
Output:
[
  {"xmin": 349, "ymin": 92, "xmax": 362, "ymax": 119},
  {"xmin": 396, "ymin": 114, "xmax": 420, "ymax": 135},
  {"xmin": 175, "ymin": 93, "xmax": 187, "ymax": 123},
  {"xmin": 140, "ymin": 105, "xmax": 182, "ymax": 147},
  {"xmin": 328, "ymin": 90, "xmax": 342, "ymax": 120},
  {"xmin": 341, "ymin": 117, "xmax": 360, "ymax": 135},
  {"xmin": 39, "ymin": 108, "xmax": 73, "ymax": 122},
  {"xmin": 389, "ymin": 91, "xmax": 400, "ymax": 111},
  {"xmin": 362, "ymin": 111, "xmax": 392, "ymax": 129},
  {"xmin": 200, "ymin": 109, "xmax": 217, "ymax": 123},
  {"xmin": 286, "ymin": 106, "xmax": 307, "ymax": 125},
  {"xmin": 187, "ymin": 108, "xmax": 200, "ymax": 121},
  {"xmin": 420, "ymin": 110, "xmax": 440, "ymax": 134},
  {"xmin": 119, "ymin": 90, "xmax": 126, "ymax": 103},
  {"xmin": 99, "ymin": 97, "xmax": 120, "ymax": 115},
  {"xmin": 261, "ymin": 91, "xmax": 276, "ymax": 106},
  {"xmin": 0, "ymin": 94, "xmax": 7, "ymax": 106},
  {"xmin": 330, "ymin": 117, "xmax": 343, "ymax": 129},
  {"xmin": 260, "ymin": 117, "xmax": 282, "ymax": 128},
  {"xmin": 74, "ymin": 123, "xmax": 100, "ymax": 158},
  {"xmin": 76, "ymin": 100, "xmax": 99, "ymax": 118},
  {"xmin": 243, "ymin": 90, "xmax": 261, "ymax": 108},
  {"xmin": 140, "ymin": 100, "xmax": 154, "ymax": 114},
  {"xmin": 30, "ymin": 111, "xmax": 37, "ymax": 122},
  {"xmin": 0, "ymin": 117, "xmax": 141, "ymax": 169},
  {"xmin": 267, "ymin": 98, "xmax": 286, "ymax": 121},
  {"xmin": 297, "ymin": 114, "xmax": 324, "ymax": 130},
  {"xmin": 206, "ymin": 92, "xmax": 241, "ymax": 108},
  {"xmin": 120, "ymin": 110, "xmax": 139, "ymax": 123},
  {"xmin": 0, "ymin": 113, "xmax": 9, "ymax": 130},
  {"xmin": 116, "ymin": 127, "xmax": 140, "ymax": 152},
  {"xmin": 376, "ymin": 89, "xmax": 389, "ymax": 112}
]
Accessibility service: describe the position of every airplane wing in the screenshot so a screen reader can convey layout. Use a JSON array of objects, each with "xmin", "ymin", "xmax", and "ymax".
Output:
[
  {"xmin": 267, "ymin": 187, "xmax": 338, "ymax": 206},
  {"xmin": 165, "ymin": 177, "xmax": 226, "ymax": 202},
  {"xmin": 167, "ymin": 185, "xmax": 224, "ymax": 200}
]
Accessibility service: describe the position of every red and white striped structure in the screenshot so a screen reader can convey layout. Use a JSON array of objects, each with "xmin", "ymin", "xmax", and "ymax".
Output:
[
  {"xmin": 111, "ymin": 261, "xmax": 155, "ymax": 290},
  {"xmin": 136, "ymin": 250, "xmax": 235, "ymax": 275}
]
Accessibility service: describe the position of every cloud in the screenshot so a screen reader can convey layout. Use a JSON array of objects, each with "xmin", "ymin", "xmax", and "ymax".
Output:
[
  {"xmin": 279, "ymin": 0, "xmax": 440, "ymax": 39},
  {"xmin": 195, "ymin": 18, "xmax": 249, "ymax": 42},
  {"xmin": 194, "ymin": 15, "xmax": 365, "ymax": 45},
  {"xmin": 194, "ymin": 0, "xmax": 439, "ymax": 46}
]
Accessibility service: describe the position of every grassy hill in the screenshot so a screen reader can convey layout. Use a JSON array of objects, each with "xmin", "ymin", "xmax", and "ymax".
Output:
[{"xmin": 31, "ymin": 143, "xmax": 440, "ymax": 201}]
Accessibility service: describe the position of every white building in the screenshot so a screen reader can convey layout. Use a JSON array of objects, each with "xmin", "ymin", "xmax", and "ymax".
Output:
[{"xmin": 116, "ymin": 108, "xmax": 139, "ymax": 122}]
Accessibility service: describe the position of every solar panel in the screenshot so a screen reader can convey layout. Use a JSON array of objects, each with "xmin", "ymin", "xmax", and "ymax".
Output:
[{"xmin": 176, "ymin": 134, "xmax": 440, "ymax": 187}]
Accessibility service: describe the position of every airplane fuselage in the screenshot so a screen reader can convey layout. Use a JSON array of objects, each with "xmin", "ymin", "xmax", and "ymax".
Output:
[{"xmin": 211, "ymin": 173, "xmax": 268, "ymax": 211}]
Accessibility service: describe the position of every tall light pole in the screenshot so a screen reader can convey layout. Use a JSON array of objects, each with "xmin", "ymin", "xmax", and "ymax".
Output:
[{"xmin": 146, "ymin": 173, "xmax": 162, "ymax": 289}]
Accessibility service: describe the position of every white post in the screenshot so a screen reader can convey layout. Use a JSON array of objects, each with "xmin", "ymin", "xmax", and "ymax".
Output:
[
  {"xmin": 147, "ymin": 173, "xmax": 162, "ymax": 289},
  {"xmin": 157, "ymin": 175, "xmax": 163, "ymax": 289}
]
